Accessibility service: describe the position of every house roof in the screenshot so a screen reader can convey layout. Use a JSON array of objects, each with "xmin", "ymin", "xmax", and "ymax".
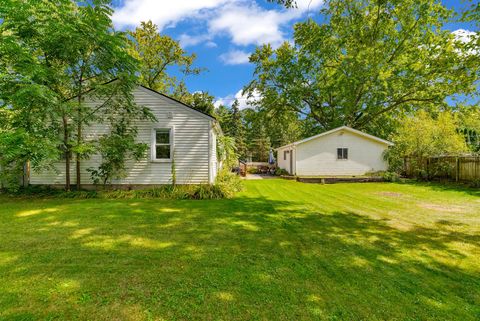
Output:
[{"xmin": 276, "ymin": 126, "xmax": 394, "ymax": 150}]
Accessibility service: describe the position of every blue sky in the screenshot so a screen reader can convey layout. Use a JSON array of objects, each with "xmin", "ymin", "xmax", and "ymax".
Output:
[{"xmin": 110, "ymin": 0, "xmax": 477, "ymax": 109}]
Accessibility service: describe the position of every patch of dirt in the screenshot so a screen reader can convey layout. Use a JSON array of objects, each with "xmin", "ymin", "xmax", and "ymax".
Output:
[
  {"xmin": 419, "ymin": 203, "xmax": 466, "ymax": 213},
  {"xmin": 376, "ymin": 192, "xmax": 404, "ymax": 198}
]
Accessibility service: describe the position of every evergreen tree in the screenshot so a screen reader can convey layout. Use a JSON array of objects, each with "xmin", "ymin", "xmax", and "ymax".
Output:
[
  {"xmin": 251, "ymin": 123, "xmax": 271, "ymax": 162},
  {"xmin": 230, "ymin": 100, "xmax": 247, "ymax": 159}
]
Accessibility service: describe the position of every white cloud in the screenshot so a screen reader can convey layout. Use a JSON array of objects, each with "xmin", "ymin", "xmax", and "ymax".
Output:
[
  {"xmin": 295, "ymin": 0, "xmax": 324, "ymax": 11},
  {"xmin": 452, "ymin": 29, "xmax": 477, "ymax": 43},
  {"xmin": 219, "ymin": 50, "xmax": 251, "ymax": 65},
  {"xmin": 113, "ymin": 0, "xmax": 324, "ymax": 47},
  {"xmin": 112, "ymin": 0, "xmax": 233, "ymax": 29},
  {"xmin": 208, "ymin": 1, "xmax": 322, "ymax": 47},
  {"xmin": 208, "ymin": 2, "xmax": 297, "ymax": 47},
  {"xmin": 206, "ymin": 41, "xmax": 218, "ymax": 48},
  {"xmin": 179, "ymin": 34, "xmax": 211, "ymax": 47},
  {"xmin": 214, "ymin": 88, "xmax": 262, "ymax": 110},
  {"xmin": 452, "ymin": 29, "xmax": 478, "ymax": 55}
]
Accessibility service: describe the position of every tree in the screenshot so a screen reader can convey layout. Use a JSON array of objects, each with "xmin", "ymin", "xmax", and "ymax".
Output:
[
  {"xmin": 214, "ymin": 104, "xmax": 232, "ymax": 131},
  {"xmin": 0, "ymin": 0, "xmax": 153, "ymax": 190},
  {"xmin": 247, "ymin": 0, "xmax": 478, "ymax": 133},
  {"xmin": 182, "ymin": 91, "xmax": 216, "ymax": 116},
  {"xmin": 385, "ymin": 111, "xmax": 468, "ymax": 178},
  {"xmin": 458, "ymin": 107, "xmax": 480, "ymax": 152},
  {"xmin": 229, "ymin": 100, "xmax": 247, "ymax": 159},
  {"xmin": 128, "ymin": 21, "xmax": 200, "ymax": 97}
]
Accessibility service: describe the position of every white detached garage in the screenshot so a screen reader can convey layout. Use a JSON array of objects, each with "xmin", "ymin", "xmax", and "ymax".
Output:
[{"xmin": 276, "ymin": 126, "xmax": 393, "ymax": 176}]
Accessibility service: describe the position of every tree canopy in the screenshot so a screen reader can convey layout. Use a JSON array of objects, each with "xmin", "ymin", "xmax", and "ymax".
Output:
[
  {"xmin": 128, "ymin": 21, "xmax": 201, "ymax": 97},
  {"xmin": 0, "ymin": 0, "xmax": 153, "ymax": 190},
  {"xmin": 247, "ymin": 0, "xmax": 478, "ymax": 133}
]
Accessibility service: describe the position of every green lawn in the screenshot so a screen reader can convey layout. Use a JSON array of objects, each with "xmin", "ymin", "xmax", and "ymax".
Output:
[{"xmin": 1, "ymin": 180, "xmax": 479, "ymax": 321}]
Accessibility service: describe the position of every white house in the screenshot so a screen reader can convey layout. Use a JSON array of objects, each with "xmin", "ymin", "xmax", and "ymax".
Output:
[
  {"xmin": 30, "ymin": 85, "xmax": 221, "ymax": 187},
  {"xmin": 276, "ymin": 126, "xmax": 393, "ymax": 176}
]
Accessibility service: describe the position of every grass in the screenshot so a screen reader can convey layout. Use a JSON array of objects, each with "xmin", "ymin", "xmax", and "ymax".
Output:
[{"xmin": 0, "ymin": 180, "xmax": 479, "ymax": 321}]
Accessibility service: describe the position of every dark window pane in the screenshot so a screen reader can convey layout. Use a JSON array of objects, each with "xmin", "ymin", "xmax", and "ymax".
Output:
[
  {"xmin": 156, "ymin": 129, "xmax": 170, "ymax": 144},
  {"xmin": 343, "ymin": 148, "xmax": 348, "ymax": 159},
  {"xmin": 337, "ymin": 148, "xmax": 343, "ymax": 159},
  {"xmin": 156, "ymin": 145, "xmax": 170, "ymax": 159}
]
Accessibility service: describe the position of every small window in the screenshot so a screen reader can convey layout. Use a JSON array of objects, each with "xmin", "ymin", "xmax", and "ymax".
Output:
[
  {"xmin": 337, "ymin": 148, "xmax": 348, "ymax": 160},
  {"xmin": 284, "ymin": 150, "xmax": 289, "ymax": 160},
  {"xmin": 154, "ymin": 129, "xmax": 171, "ymax": 160}
]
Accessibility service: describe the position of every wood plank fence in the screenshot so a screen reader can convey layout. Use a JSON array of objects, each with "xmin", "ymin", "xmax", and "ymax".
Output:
[{"xmin": 404, "ymin": 156, "xmax": 480, "ymax": 182}]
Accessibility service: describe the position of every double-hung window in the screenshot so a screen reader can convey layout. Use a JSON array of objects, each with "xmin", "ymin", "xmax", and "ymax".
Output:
[
  {"xmin": 153, "ymin": 128, "xmax": 172, "ymax": 161},
  {"xmin": 337, "ymin": 148, "xmax": 348, "ymax": 160}
]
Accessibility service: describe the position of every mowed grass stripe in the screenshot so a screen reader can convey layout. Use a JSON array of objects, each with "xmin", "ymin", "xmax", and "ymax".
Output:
[{"xmin": 0, "ymin": 180, "xmax": 479, "ymax": 321}]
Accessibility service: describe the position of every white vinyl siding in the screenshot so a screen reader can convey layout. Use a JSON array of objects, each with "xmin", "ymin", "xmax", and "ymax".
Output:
[
  {"xmin": 277, "ymin": 147, "xmax": 295, "ymax": 175},
  {"xmin": 30, "ymin": 86, "xmax": 215, "ymax": 185},
  {"xmin": 295, "ymin": 130, "xmax": 388, "ymax": 176},
  {"xmin": 209, "ymin": 126, "xmax": 218, "ymax": 183}
]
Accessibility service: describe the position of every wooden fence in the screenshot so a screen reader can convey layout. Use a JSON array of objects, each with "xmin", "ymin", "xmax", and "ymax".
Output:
[{"xmin": 404, "ymin": 156, "xmax": 480, "ymax": 181}]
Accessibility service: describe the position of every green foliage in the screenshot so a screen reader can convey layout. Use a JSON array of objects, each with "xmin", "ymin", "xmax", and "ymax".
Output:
[
  {"xmin": 217, "ymin": 135, "xmax": 238, "ymax": 170},
  {"xmin": 182, "ymin": 91, "xmax": 216, "ymax": 116},
  {"xmin": 382, "ymin": 171, "xmax": 401, "ymax": 182},
  {"xmin": 0, "ymin": 129, "xmax": 59, "ymax": 191},
  {"xmin": 247, "ymin": 0, "xmax": 478, "ymax": 132},
  {"xmin": 0, "ymin": 0, "xmax": 155, "ymax": 190},
  {"xmin": 458, "ymin": 107, "xmax": 480, "ymax": 152},
  {"xmin": 249, "ymin": 122, "xmax": 271, "ymax": 162},
  {"xmin": 469, "ymin": 179, "xmax": 480, "ymax": 188},
  {"xmin": 385, "ymin": 111, "xmax": 469, "ymax": 177},
  {"xmin": 216, "ymin": 100, "xmax": 248, "ymax": 159},
  {"xmin": 275, "ymin": 168, "xmax": 290, "ymax": 176},
  {"xmin": 128, "ymin": 20, "xmax": 200, "ymax": 96},
  {"xmin": 213, "ymin": 170, "xmax": 244, "ymax": 198},
  {"xmin": 5, "ymin": 176, "xmax": 243, "ymax": 200}
]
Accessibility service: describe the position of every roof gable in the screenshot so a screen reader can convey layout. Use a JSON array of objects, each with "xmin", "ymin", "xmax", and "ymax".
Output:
[
  {"xmin": 277, "ymin": 126, "xmax": 394, "ymax": 150},
  {"xmin": 138, "ymin": 85, "xmax": 216, "ymax": 121},
  {"xmin": 74, "ymin": 79, "xmax": 216, "ymax": 122}
]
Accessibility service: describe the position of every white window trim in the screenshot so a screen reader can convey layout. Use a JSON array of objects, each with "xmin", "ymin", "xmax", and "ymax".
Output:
[{"xmin": 151, "ymin": 127, "xmax": 174, "ymax": 163}]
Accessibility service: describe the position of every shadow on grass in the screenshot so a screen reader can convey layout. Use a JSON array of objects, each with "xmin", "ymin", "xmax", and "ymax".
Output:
[{"xmin": 0, "ymin": 195, "xmax": 479, "ymax": 320}]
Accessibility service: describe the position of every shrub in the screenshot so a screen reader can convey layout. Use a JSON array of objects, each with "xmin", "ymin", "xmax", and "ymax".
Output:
[
  {"xmin": 469, "ymin": 179, "xmax": 480, "ymax": 188},
  {"xmin": 214, "ymin": 170, "xmax": 244, "ymax": 198},
  {"xmin": 2, "ymin": 171, "xmax": 244, "ymax": 200},
  {"xmin": 382, "ymin": 171, "xmax": 401, "ymax": 182},
  {"xmin": 247, "ymin": 167, "xmax": 259, "ymax": 174},
  {"xmin": 275, "ymin": 168, "xmax": 290, "ymax": 176}
]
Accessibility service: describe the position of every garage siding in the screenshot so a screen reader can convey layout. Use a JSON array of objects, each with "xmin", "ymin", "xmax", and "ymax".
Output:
[{"xmin": 295, "ymin": 130, "xmax": 389, "ymax": 176}]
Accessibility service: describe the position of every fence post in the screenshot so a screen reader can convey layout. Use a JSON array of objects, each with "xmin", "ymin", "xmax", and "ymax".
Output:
[
  {"xmin": 455, "ymin": 157, "xmax": 460, "ymax": 182},
  {"xmin": 476, "ymin": 156, "xmax": 479, "ymax": 180}
]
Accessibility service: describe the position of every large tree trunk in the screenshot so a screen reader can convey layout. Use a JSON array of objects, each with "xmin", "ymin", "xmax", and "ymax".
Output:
[{"xmin": 63, "ymin": 115, "xmax": 71, "ymax": 191}]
